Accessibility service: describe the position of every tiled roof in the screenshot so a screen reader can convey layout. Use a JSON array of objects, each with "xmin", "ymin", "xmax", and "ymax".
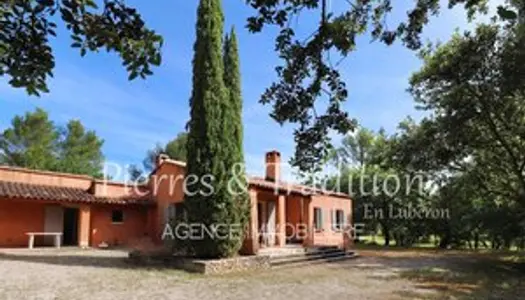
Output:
[
  {"xmin": 0, "ymin": 181, "xmax": 153, "ymax": 205},
  {"xmin": 248, "ymin": 176, "xmax": 349, "ymax": 198},
  {"xmin": 152, "ymin": 158, "xmax": 350, "ymax": 198},
  {"xmin": 95, "ymin": 193, "xmax": 154, "ymax": 205}
]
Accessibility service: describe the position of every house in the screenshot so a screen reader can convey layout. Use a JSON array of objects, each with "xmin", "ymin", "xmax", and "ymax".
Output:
[{"xmin": 0, "ymin": 151, "xmax": 353, "ymax": 254}]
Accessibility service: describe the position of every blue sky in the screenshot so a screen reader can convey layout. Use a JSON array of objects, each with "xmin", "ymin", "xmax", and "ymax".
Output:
[{"xmin": 0, "ymin": 1, "xmax": 498, "ymax": 180}]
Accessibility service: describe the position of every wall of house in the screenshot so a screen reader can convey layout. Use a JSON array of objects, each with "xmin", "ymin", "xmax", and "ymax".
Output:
[
  {"xmin": 0, "ymin": 198, "xmax": 151, "ymax": 248},
  {"xmin": 0, "ymin": 166, "xmax": 92, "ymax": 189},
  {"xmin": 90, "ymin": 205, "xmax": 150, "ymax": 247},
  {"xmin": 309, "ymin": 195, "xmax": 353, "ymax": 248},
  {"xmin": 285, "ymin": 194, "xmax": 304, "ymax": 240},
  {"xmin": 148, "ymin": 163, "xmax": 186, "ymax": 243},
  {"xmin": 90, "ymin": 180, "xmax": 148, "ymax": 198},
  {"xmin": 254, "ymin": 190, "xmax": 279, "ymax": 246},
  {"xmin": 0, "ymin": 198, "xmax": 46, "ymax": 247}
]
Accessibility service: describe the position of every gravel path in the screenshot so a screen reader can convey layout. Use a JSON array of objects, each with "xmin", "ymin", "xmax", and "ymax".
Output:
[{"xmin": 0, "ymin": 248, "xmax": 448, "ymax": 300}]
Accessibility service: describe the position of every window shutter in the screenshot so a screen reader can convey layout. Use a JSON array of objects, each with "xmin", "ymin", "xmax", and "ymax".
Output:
[
  {"xmin": 319, "ymin": 208, "xmax": 324, "ymax": 230},
  {"xmin": 331, "ymin": 209, "xmax": 336, "ymax": 231}
]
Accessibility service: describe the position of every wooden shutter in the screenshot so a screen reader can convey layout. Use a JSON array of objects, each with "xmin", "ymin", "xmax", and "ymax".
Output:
[{"xmin": 331, "ymin": 209, "xmax": 336, "ymax": 231}]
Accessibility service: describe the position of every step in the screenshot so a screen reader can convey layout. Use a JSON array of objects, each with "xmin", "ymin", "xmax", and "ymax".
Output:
[
  {"xmin": 270, "ymin": 247, "xmax": 344, "ymax": 265},
  {"xmin": 271, "ymin": 251, "xmax": 358, "ymax": 268},
  {"xmin": 257, "ymin": 246, "xmax": 306, "ymax": 257},
  {"xmin": 270, "ymin": 248, "xmax": 358, "ymax": 267},
  {"xmin": 271, "ymin": 251, "xmax": 359, "ymax": 268}
]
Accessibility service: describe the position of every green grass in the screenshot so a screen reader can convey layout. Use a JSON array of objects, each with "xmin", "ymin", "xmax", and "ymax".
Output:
[
  {"xmin": 357, "ymin": 235, "xmax": 525, "ymax": 252},
  {"xmin": 358, "ymin": 235, "xmax": 437, "ymax": 248}
]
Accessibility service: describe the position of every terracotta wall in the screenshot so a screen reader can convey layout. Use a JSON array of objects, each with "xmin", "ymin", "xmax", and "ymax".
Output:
[
  {"xmin": 90, "ymin": 205, "xmax": 150, "ymax": 247},
  {"xmin": 148, "ymin": 163, "xmax": 186, "ymax": 243},
  {"xmin": 0, "ymin": 198, "xmax": 151, "ymax": 248},
  {"xmin": 309, "ymin": 195, "xmax": 352, "ymax": 248},
  {"xmin": 285, "ymin": 194, "xmax": 303, "ymax": 238},
  {"xmin": 0, "ymin": 167, "xmax": 92, "ymax": 189},
  {"xmin": 90, "ymin": 181, "xmax": 148, "ymax": 198},
  {"xmin": 0, "ymin": 198, "xmax": 46, "ymax": 247}
]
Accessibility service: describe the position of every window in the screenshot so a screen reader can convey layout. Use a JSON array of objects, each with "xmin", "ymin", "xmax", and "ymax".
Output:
[
  {"xmin": 332, "ymin": 209, "xmax": 345, "ymax": 231},
  {"xmin": 111, "ymin": 210, "xmax": 124, "ymax": 224},
  {"xmin": 314, "ymin": 207, "xmax": 323, "ymax": 231}
]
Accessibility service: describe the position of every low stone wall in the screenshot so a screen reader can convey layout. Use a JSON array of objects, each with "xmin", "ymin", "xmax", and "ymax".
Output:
[
  {"xmin": 189, "ymin": 255, "xmax": 271, "ymax": 275},
  {"xmin": 128, "ymin": 250, "xmax": 271, "ymax": 275}
]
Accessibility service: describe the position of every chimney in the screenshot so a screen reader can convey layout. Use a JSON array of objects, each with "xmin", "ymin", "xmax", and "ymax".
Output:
[
  {"xmin": 156, "ymin": 153, "xmax": 169, "ymax": 168},
  {"xmin": 265, "ymin": 150, "xmax": 281, "ymax": 182}
]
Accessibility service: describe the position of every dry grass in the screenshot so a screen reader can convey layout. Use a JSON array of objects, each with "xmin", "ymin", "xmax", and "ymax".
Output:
[{"xmin": 398, "ymin": 252, "xmax": 525, "ymax": 299}]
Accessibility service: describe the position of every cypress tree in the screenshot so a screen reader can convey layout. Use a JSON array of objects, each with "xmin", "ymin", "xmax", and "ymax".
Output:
[
  {"xmin": 223, "ymin": 29, "xmax": 243, "ymax": 158},
  {"xmin": 223, "ymin": 28, "xmax": 250, "ymax": 253},
  {"xmin": 185, "ymin": 0, "xmax": 245, "ymax": 258}
]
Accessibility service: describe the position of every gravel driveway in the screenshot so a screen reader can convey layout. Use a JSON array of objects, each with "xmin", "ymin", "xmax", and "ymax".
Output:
[{"xmin": 0, "ymin": 247, "xmax": 509, "ymax": 300}]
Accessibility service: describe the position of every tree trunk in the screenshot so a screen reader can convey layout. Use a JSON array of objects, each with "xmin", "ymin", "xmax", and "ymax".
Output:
[
  {"xmin": 439, "ymin": 234, "xmax": 450, "ymax": 249},
  {"xmin": 382, "ymin": 224, "xmax": 390, "ymax": 246}
]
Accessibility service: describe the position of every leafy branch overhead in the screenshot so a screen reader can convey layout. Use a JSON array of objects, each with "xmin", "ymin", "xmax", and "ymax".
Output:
[
  {"xmin": 0, "ymin": 0, "xmax": 163, "ymax": 96},
  {"xmin": 246, "ymin": 0, "xmax": 521, "ymax": 171}
]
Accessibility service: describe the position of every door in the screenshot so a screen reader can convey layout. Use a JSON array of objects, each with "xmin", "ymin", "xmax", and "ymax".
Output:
[
  {"xmin": 62, "ymin": 208, "xmax": 79, "ymax": 246},
  {"xmin": 44, "ymin": 206, "xmax": 64, "ymax": 246}
]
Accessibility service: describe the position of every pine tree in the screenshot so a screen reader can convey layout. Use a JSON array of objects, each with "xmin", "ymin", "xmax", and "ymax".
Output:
[
  {"xmin": 185, "ymin": 0, "xmax": 243, "ymax": 258},
  {"xmin": 58, "ymin": 120, "xmax": 104, "ymax": 178},
  {"xmin": 0, "ymin": 108, "xmax": 58, "ymax": 170},
  {"xmin": 0, "ymin": 108, "xmax": 104, "ymax": 177}
]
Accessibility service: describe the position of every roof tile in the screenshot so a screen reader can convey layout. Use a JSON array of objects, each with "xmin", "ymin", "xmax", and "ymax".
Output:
[{"xmin": 0, "ymin": 181, "xmax": 153, "ymax": 205}]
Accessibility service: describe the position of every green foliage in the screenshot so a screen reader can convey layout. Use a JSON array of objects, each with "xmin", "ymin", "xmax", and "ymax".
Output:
[
  {"xmin": 185, "ymin": 0, "xmax": 247, "ymax": 258},
  {"xmin": 409, "ymin": 22, "xmax": 525, "ymax": 204},
  {"xmin": 389, "ymin": 20, "xmax": 525, "ymax": 249},
  {"xmin": 57, "ymin": 120, "xmax": 104, "ymax": 178},
  {"xmin": 128, "ymin": 132, "xmax": 188, "ymax": 181},
  {"xmin": 328, "ymin": 127, "xmax": 431, "ymax": 247},
  {"xmin": 223, "ymin": 28, "xmax": 243, "ymax": 156},
  {"xmin": 0, "ymin": 108, "xmax": 104, "ymax": 178},
  {"xmin": 245, "ymin": 0, "xmax": 524, "ymax": 172},
  {"xmin": 0, "ymin": 0, "xmax": 162, "ymax": 96},
  {"xmin": 223, "ymin": 27, "xmax": 250, "ymax": 245},
  {"xmin": 0, "ymin": 108, "xmax": 58, "ymax": 170}
]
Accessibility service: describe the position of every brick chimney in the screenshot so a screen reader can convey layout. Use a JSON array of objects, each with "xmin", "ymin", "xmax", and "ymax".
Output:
[
  {"xmin": 265, "ymin": 150, "xmax": 281, "ymax": 182},
  {"xmin": 156, "ymin": 153, "xmax": 170, "ymax": 168}
]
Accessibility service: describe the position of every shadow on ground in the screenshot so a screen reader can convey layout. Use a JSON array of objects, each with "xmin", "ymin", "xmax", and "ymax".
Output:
[
  {"xmin": 0, "ymin": 249, "xmax": 171, "ymax": 270},
  {"xmin": 338, "ymin": 250, "xmax": 525, "ymax": 300}
]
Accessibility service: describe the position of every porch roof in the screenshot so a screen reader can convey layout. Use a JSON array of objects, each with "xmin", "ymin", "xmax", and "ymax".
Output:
[
  {"xmin": 248, "ymin": 176, "xmax": 349, "ymax": 198},
  {"xmin": 151, "ymin": 158, "xmax": 350, "ymax": 199},
  {"xmin": 0, "ymin": 180, "xmax": 154, "ymax": 205}
]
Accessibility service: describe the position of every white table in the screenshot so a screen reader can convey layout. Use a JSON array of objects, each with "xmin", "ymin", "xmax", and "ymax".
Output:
[{"xmin": 25, "ymin": 232, "xmax": 63, "ymax": 249}]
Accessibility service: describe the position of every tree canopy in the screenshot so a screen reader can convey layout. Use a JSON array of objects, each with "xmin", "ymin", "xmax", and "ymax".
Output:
[
  {"xmin": 0, "ymin": 0, "xmax": 162, "ymax": 96},
  {"xmin": 4, "ymin": 1, "xmax": 522, "ymax": 172},
  {"xmin": 0, "ymin": 108, "xmax": 104, "ymax": 178},
  {"xmin": 327, "ymin": 16, "xmax": 525, "ymax": 249},
  {"xmin": 246, "ymin": 0, "xmax": 523, "ymax": 171}
]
